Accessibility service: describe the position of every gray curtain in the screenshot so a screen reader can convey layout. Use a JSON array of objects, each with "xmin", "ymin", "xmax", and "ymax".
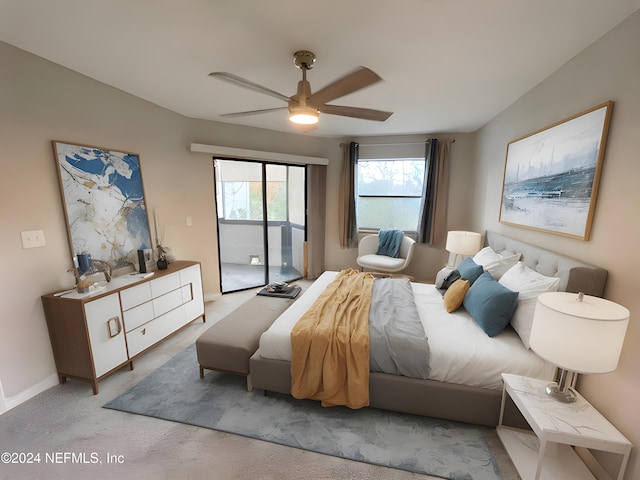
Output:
[
  {"xmin": 339, "ymin": 142, "xmax": 359, "ymax": 248},
  {"xmin": 306, "ymin": 164, "xmax": 326, "ymax": 279},
  {"xmin": 417, "ymin": 139, "xmax": 450, "ymax": 245}
]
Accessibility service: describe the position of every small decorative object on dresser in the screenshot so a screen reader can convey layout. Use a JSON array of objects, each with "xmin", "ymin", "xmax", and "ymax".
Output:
[
  {"xmin": 153, "ymin": 208, "xmax": 169, "ymax": 270},
  {"xmin": 156, "ymin": 246, "xmax": 169, "ymax": 270}
]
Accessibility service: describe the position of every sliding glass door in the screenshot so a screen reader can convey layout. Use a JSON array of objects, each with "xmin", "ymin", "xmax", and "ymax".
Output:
[{"xmin": 215, "ymin": 159, "xmax": 306, "ymax": 293}]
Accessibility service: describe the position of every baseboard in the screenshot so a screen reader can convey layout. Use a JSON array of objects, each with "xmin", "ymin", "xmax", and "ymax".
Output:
[
  {"xmin": 575, "ymin": 447, "xmax": 614, "ymax": 480},
  {"xmin": 0, "ymin": 373, "xmax": 59, "ymax": 415},
  {"xmin": 204, "ymin": 292, "xmax": 221, "ymax": 303},
  {"xmin": 0, "ymin": 380, "xmax": 6, "ymax": 414}
]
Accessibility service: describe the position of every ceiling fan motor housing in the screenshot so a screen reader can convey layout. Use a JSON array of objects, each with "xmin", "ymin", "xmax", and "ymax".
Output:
[
  {"xmin": 293, "ymin": 50, "xmax": 316, "ymax": 70},
  {"xmin": 290, "ymin": 53, "xmax": 318, "ymax": 118}
]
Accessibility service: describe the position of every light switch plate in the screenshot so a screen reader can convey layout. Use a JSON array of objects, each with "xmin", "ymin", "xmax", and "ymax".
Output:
[{"xmin": 21, "ymin": 230, "xmax": 46, "ymax": 248}]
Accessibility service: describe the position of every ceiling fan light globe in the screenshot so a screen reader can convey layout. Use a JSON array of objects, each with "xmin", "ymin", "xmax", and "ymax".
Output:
[{"xmin": 289, "ymin": 111, "xmax": 319, "ymax": 125}]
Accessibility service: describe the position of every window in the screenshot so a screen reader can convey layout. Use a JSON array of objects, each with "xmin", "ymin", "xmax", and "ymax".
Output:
[
  {"xmin": 356, "ymin": 157, "xmax": 426, "ymax": 231},
  {"xmin": 215, "ymin": 162, "xmax": 288, "ymax": 222}
]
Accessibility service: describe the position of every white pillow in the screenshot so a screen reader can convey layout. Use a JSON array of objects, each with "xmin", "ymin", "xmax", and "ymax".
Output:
[
  {"xmin": 472, "ymin": 246, "xmax": 521, "ymax": 280},
  {"xmin": 499, "ymin": 262, "xmax": 561, "ymax": 349}
]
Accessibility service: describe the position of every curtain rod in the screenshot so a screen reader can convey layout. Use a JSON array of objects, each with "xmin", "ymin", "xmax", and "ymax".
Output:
[{"xmin": 339, "ymin": 139, "xmax": 455, "ymax": 147}]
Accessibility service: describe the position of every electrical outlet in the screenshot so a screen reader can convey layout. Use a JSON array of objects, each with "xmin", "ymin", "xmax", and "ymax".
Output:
[{"xmin": 21, "ymin": 230, "xmax": 46, "ymax": 248}]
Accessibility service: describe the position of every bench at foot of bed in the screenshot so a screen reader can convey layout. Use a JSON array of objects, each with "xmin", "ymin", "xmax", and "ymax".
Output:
[{"xmin": 195, "ymin": 292, "xmax": 301, "ymax": 390}]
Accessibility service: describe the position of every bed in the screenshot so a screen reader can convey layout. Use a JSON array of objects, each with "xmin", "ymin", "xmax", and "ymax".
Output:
[{"xmin": 248, "ymin": 231, "xmax": 608, "ymax": 426}]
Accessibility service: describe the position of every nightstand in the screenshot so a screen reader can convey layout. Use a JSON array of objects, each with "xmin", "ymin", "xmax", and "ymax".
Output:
[{"xmin": 497, "ymin": 373, "xmax": 632, "ymax": 480}]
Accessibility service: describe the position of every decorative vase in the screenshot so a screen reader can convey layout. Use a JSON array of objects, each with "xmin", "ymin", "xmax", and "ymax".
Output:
[{"xmin": 156, "ymin": 244, "xmax": 169, "ymax": 270}]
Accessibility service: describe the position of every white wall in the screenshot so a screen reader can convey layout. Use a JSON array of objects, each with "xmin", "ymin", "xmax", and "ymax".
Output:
[{"xmin": 472, "ymin": 11, "xmax": 640, "ymax": 479}]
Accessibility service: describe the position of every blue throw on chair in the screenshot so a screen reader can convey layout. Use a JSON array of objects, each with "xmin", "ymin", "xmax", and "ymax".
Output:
[{"xmin": 376, "ymin": 229, "xmax": 404, "ymax": 257}]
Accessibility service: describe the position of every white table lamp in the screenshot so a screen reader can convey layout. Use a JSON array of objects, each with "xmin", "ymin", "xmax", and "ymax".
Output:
[
  {"xmin": 529, "ymin": 291, "xmax": 630, "ymax": 403},
  {"xmin": 445, "ymin": 231, "xmax": 482, "ymax": 267}
]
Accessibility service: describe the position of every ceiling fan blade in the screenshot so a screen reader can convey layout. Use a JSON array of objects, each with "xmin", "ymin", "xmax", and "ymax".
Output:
[
  {"xmin": 209, "ymin": 72, "xmax": 290, "ymax": 103},
  {"xmin": 220, "ymin": 107, "xmax": 287, "ymax": 118},
  {"xmin": 309, "ymin": 67, "xmax": 383, "ymax": 105},
  {"xmin": 319, "ymin": 104, "xmax": 393, "ymax": 122}
]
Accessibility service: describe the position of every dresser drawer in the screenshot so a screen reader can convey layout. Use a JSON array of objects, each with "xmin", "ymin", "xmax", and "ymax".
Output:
[
  {"xmin": 152, "ymin": 288, "xmax": 183, "ymax": 317},
  {"xmin": 179, "ymin": 264, "xmax": 204, "ymax": 321},
  {"xmin": 122, "ymin": 301, "xmax": 154, "ymax": 332},
  {"xmin": 150, "ymin": 272, "xmax": 181, "ymax": 298},
  {"xmin": 120, "ymin": 282, "xmax": 152, "ymax": 311},
  {"xmin": 179, "ymin": 264, "xmax": 201, "ymax": 286},
  {"xmin": 84, "ymin": 294, "xmax": 128, "ymax": 378},
  {"xmin": 127, "ymin": 306, "xmax": 185, "ymax": 357},
  {"xmin": 181, "ymin": 284, "xmax": 193, "ymax": 304}
]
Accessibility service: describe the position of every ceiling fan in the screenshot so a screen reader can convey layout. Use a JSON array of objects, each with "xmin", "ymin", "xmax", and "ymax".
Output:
[{"xmin": 209, "ymin": 50, "xmax": 393, "ymax": 131}]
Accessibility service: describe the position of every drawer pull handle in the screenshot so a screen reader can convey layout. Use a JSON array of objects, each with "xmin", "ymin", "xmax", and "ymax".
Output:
[
  {"xmin": 107, "ymin": 317, "xmax": 122, "ymax": 338},
  {"xmin": 141, "ymin": 328, "xmax": 146, "ymax": 335}
]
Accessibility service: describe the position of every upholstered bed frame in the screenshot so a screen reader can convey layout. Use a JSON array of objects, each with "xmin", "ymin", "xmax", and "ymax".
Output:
[{"xmin": 248, "ymin": 231, "xmax": 608, "ymax": 427}]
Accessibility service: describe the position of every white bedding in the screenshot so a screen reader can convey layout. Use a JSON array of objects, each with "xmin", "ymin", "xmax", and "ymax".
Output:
[{"xmin": 257, "ymin": 271, "xmax": 555, "ymax": 390}]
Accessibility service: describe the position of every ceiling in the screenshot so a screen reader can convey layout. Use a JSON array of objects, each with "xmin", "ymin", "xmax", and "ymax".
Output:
[{"xmin": 1, "ymin": 0, "xmax": 638, "ymax": 138}]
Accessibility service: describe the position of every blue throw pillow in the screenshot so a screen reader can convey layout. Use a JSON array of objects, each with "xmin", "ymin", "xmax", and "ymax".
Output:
[
  {"xmin": 457, "ymin": 257, "xmax": 484, "ymax": 285},
  {"xmin": 463, "ymin": 272, "xmax": 519, "ymax": 337}
]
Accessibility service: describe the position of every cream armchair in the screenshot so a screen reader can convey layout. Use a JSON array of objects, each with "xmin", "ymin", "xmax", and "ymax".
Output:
[{"xmin": 356, "ymin": 234, "xmax": 416, "ymax": 273}]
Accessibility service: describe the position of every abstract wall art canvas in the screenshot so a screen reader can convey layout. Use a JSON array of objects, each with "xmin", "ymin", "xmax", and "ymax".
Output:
[
  {"xmin": 53, "ymin": 141, "xmax": 152, "ymax": 267},
  {"xmin": 499, "ymin": 101, "xmax": 613, "ymax": 240}
]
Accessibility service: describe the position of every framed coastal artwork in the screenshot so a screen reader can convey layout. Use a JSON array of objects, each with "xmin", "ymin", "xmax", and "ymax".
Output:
[
  {"xmin": 499, "ymin": 101, "xmax": 613, "ymax": 240},
  {"xmin": 52, "ymin": 141, "xmax": 153, "ymax": 268}
]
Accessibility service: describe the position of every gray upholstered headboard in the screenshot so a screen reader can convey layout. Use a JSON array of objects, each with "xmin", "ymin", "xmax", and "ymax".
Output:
[{"xmin": 485, "ymin": 231, "xmax": 607, "ymax": 297}]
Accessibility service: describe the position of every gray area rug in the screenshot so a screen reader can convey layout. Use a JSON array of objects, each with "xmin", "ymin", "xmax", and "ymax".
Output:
[{"xmin": 104, "ymin": 345, "xmax": 501, "ymax": 480}]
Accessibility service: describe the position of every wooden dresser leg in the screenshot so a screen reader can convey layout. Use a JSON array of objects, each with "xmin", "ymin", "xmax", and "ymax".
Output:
[
  {"xmin": 199, "ymin": 366, "xmax": 204, "ymax": 379},
  {"xmin": 58, "ymin": 374, "xmax": 67, "ymax": 385}
]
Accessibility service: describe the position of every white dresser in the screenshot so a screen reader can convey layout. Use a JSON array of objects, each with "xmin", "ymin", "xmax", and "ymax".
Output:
[{"xmin": 42, "ymin": 261, "xmax": 205, "ymax": 394}]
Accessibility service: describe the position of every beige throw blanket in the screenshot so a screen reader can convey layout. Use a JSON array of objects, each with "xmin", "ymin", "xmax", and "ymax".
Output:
[{"xmin": 290, "ymin": 269, "xmax": 374, "ymax": 408}]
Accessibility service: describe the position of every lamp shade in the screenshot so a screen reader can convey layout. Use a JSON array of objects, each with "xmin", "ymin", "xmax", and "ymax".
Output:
[
  {"xmin": 445, "ymin": 231, "xmax": 482, "ymax": 256},
  {"xmin": 530, "ymin": 292, "xmax": 630, "ymax": 374}
]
